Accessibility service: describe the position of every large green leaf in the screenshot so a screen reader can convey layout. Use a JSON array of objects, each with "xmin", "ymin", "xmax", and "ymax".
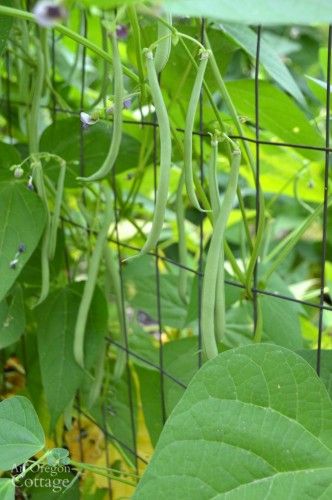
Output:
[
  {"xmin": 36, "ymin": 284, "xmax": 108, "ymax": 428},
  {"xmin": 221, "ymin": 23, "xmax": 305, "ymax": 105},
  {"xmin": 226, "ymin": 80, "xmax": 324, "ymax": 160},
  {"xmin": 39, "ymin": 118, "xmax": 142, "ymax": 186},
  {"xmin": 0, "ymin": 479, "xmax": 15, "ymax": 500},
  {"xmin": 164, "ymin": 0, "xmax": 332, "ymax": 25},
  {"xmin": 0, "ymin": 396, "xmax": 45, "ymax": 471},
  {"xmin": 134, "ymin": 344, "xmax": 332, "ymax": 499},
  {"xmin": 0, "ymin": 182, "xmax": 47, "ymax": 303},
  {"xmin": 0, "ymin": 285, "xmax": 25, "ymax": 349}
]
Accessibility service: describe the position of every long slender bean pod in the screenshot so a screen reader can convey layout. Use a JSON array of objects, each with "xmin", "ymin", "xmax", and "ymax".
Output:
[
  {"xmin": 202, "ymin": 149, "xmax": 241, "ymax": 360},
  {"xmin": 154, "ymin": 13, "xmax": 172, "ymax": 74},
  {"xmin": 104, "ymin": 243, "xmax": 126, "ymax": 379},
  {"xmin": 74, "ymin": 189, "xmax": 113, "ymax": 368},
  {"xmin": 207, "ymin": 136, "xmax": 226, "ymax": 343},
  {"xmin": 170, "ymin": 118, "xmax": 246, "ymax": 285},
  {"xmin": 175, "ymin": 171, "xmax": 188, "ymax": 303},
  {"xmin": 33, "ymin": 162, "xmax": 51, "ymax": 305},
  {"xmin": 127, "ymin": 5, "xmax": 146, "ymax": 103},
  {"xmin": 184, "ymin": 49, "xmax": 210, "ymax": 211},
  {"xmin": 78, "ymin": 33, "xmax": 123, "ymax": 182},
  {"xmin": 138, "ymin": 49, "xmax": 172, "ymax": 255},
  {"xmin": 48, "ymin": 161, "xmax": 66, "ymax": 260}
]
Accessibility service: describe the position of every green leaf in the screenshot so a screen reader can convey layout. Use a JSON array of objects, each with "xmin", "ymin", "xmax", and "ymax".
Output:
[
  {"xmin": 36, "ymin": 284, "xmax": 108, "ymax": 428},
  {"xmin": 221, "ymin": 23, "xmax": 305, "ymax": 105},
  {"xmin": 164, "ymin": 0, "xmax": 332, "ymax": 25},
  {"xmin": 39, "ymin": 118, "xmax": 142, "ymax": 187},
  {"xmin": 135, "ymin": 344, "xmax": 332, "ymax": 498},
  {"xmin": 226, "ymin": 80, "xmax": 324, "ymax": 161},
  {"xmin": 0, "ymin": 285, "xmax": 25, "ymax": 349},
  {"xmin": 0, "ymin": 479, "xmax": 15, "ymax": 500},
  {"xmin": 0, "ymin": 143, "xmax": 21, "ymax": 182},
  {"xmin": 124, "ymin": 256, "xmax": 189, "ymax": 328},
  {"xmin": 0, "ymin": 182, "xmax": 47, "ymax": 303},
  {"xmin": 0, "ymin": 396, "xmax": 45, "ymax": 471}
]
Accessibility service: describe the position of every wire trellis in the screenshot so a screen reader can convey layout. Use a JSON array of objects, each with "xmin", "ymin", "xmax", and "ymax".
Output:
[{"xmin": 1, "ymin": 10, "xmax": 332, "ymax": 497}]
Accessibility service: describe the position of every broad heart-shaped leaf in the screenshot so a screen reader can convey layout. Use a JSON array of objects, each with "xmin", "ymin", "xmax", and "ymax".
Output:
[
  {"xmin": 0, "ymin": 479, "xmax": 15, "ymax": 500},
  {"xmin": 39, "ymin": 117, "xmax": 142, "ymax": 187},
  {"xmin": 221, "ymin": 23, "xmax": 305, "ymax": 106},
  {"xmin": 134, "ymin": 344, "xmax": 332, "ymax": 499},
  {"xmin": 0, "ymin": 182, "xmax": 47, "ymax": 302},
  {"xmin": 164, "ymin": 0, "xmax": 332, "ymax": 25},
  {"xmin": 36, "ymin": 283, "xmax": 108, "ymax": 429},
  {"xmin": 226, "ymin": 80, "xmax": 324, "ymax": 161},
  {"xmin": 0, "ymin": 396, "xmax": 45, "ymax": 471}
]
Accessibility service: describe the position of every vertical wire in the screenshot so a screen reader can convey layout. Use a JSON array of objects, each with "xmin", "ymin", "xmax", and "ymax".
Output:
[
  {"xmin": 153, "ymin": 79, "xmax": 167, "ymax": 425},
  {"xmin": 77, "ymin": 9, "xmax": 88, "ymax": 465},
  {"xmin": 253, "ymin": 26, "xmax": 262, "ymax": 332},
  {"xmin": 317, "ymin": 25, "xmax": 332, "ymax": 375},
  {"xmin": 198, "ymin": 18, "xmax": 205, "ymax": 368}
]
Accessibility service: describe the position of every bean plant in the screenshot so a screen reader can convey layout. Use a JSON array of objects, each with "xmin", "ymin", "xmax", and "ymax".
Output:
[{"xmin": 1, "ymin": 0, "xmax": 332, "ymax": 498}]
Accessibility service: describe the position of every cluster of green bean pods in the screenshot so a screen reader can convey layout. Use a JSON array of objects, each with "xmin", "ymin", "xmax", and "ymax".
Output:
[{"xmin": 202, "ymin": 147, "xmax": 242, "ymax": 359}]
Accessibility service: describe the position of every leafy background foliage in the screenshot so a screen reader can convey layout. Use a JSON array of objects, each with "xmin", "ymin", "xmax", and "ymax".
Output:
[{"xmin": 0, "ymin": 0, "xmax": 332, "ymax": 498}]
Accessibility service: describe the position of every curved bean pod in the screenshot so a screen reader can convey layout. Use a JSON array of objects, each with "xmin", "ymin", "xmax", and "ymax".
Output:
[
  {"xmin": 184, "ymin": 49, "xmax": 210, "ymax": 211},
  {"xmin": 202, "ymin": 148, "xmax": 241, "ymax": 360},
  {"xmin": 74, "ymin": 189, "xmax": 113, "ymax": 368},
  {"xmin": 176, "ymin": 171, "xmax": 188, "ymax": 303},
  {"xmin": 207, "ymin": 136, "xmax": 226, "ymax": 343},
  {"xmin": 139, "ymin": 49, "xmax": 172, "ymax": 255},
  {"xmin": 154, "ymin": 13, "xmax": 172, "ymax": 74},
  {"xmin": 48, "ymin": 161, "xmax": 66, "ymax": 260},
  {"xmin": 78, "ymin": 32, "xmax": 123, "ymax": 182}
]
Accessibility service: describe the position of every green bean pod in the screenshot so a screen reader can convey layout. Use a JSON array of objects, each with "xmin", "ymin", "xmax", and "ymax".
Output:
[
  {"xmin": 48, "ymin": 162, "xmax": 66, "ymax": 260},
  {"xmin": 207, "ymin": 137, "xmax": 225, "ymax": 343},
  {"xmin": 78, "ymin": 32, "xmax": 123, "ymax": 182},
  {"xmin": 175, "ymin": 171, "xmax": 188, "ymax": 304},
  {"xmin": 184, "ymin": 49, "xmax": 210, "ymax": 211},
  {"xmin": 74, "ymin": 189, "xmax": 113, "ymax": 368},
  {"xmin": 104, "ymin": 243, "xmax": 126, "ymax": 379},
  {"xmin": 154, "ymin": 13, "xmax": 172, "ymax": 74},
  {"xmin": 33, "ymin": 161, "xmax": 51, "ymax": 305},
  {"xmin": 202, "ymin": 149, "xmax": 241, "ymax": 360},
  {"xmin": 139, "ymin": 49, "xmax": 172, "ymax": 255}
]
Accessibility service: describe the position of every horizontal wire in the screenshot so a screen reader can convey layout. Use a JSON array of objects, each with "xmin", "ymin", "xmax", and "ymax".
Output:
[{"xmin": 2, "ymin": 98, "xmax": 332, "ymax": 153}]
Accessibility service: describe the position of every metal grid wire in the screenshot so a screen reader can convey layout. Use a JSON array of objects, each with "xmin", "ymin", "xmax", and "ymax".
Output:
[{"xmin": 1, "ymin": 10, "xmax": 332, "ymax": 496}]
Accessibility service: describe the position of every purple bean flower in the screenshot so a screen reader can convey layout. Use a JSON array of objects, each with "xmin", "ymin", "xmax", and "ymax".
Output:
[
  {"xmin": 116, "ymin": 25, "xmax": 128, "ymax": 40},
  {"xmin": 123, "ymin": 97, "xmax": 132, "ymax": 109},
  {"xmin": 33, "ymin": 1, "xmax": 67, "ymax": 27},
  {"xmin": 27, "ymin": 176, "xmax": 34, "ymax": 191},
  {"xmin": 80, "ymin": 112, "xmax": 97, "ymax": 129}
]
